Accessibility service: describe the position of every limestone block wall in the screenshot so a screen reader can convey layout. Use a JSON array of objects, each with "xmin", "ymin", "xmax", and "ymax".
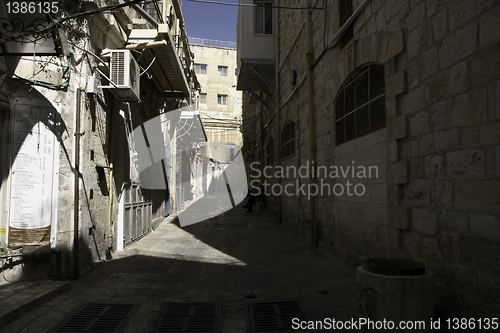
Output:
[
  {"xmin": 0, "ymin": 4, "xmax": 186, "ymax": 280},
  {"xmin": 191, "ymin": 44, "xmax": 243, "ymax": 147},
  {"xmin": 274, "ymin": 0, "xmax": 500, "ymax": 318},
  {"xmin": 383, "ymin": 0, "xmax": 500, "ymax": 317}
]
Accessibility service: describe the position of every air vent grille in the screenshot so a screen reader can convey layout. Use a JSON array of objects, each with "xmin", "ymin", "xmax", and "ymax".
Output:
[
  {"xmin": 246, "ymin": 300, "xmax": 308, "ymax": 332},
  {"xmin": 49, "ymin": 303, "xmax": 138, "ymax": 333},
  {"xmin": 150, "ymin": 303, "xmax": 221, "ymax": 333},
  {"xmin": 111, "ymin": 51, "xmax": 125, "ymax": 85}
]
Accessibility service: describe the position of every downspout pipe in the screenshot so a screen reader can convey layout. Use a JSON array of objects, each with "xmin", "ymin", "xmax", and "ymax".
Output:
[
  {"xmin": 106, "ymin": 98, "xmax": 119, "ymax": 259},
  {"xmin": 305, "ymin": 4, "xmax": 317, "ymax": 249},
  {"xmin": 124, "ymin": 0, "xmax": 159, "ymax": 29},
  {"xmin": 275, "ymin": 0, "xmax": 281, "ymax": 223},
  {"xmin": 73, "ymin": 89, "xmax": 81, "ymax": 279}
]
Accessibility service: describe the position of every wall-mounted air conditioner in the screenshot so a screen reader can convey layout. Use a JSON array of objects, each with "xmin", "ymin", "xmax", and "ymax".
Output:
[{"xmin": 101, "ymin": 50, "xmax": 141, "ymax": 102}]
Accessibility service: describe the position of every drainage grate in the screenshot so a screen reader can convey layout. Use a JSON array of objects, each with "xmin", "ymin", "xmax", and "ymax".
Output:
[
  {"xmin": 246, "ymin": 300, "xmax": 308, "ymax": 332},
  {"xmin": 150, "ymin": 303, "xmax": 221, "ymax": 333},
  {"xmin": 49, "ymin": 303, "xmax": 139, "ymax": 333}
]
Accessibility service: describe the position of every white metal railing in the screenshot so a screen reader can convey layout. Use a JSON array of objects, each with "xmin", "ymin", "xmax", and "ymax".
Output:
[{"xmin": 188, "ymin": 37, "xmax": 237, "ymax": 49}]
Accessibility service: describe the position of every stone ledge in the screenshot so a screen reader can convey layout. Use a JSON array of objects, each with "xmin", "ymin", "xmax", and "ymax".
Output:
[{"xmin": 0, "ymin": 280, "xmax": 70, "ymax": 326}]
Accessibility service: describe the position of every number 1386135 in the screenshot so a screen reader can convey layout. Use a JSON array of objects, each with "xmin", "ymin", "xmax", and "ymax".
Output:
[{"xmin": 6, "ymin": 1, "xmax": 59, "ymax": 14}]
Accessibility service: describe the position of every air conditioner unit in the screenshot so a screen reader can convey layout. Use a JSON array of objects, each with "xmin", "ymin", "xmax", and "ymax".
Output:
[{"xmin": 107, "ymin": 50, "xmax": 141, "ymax": 101}]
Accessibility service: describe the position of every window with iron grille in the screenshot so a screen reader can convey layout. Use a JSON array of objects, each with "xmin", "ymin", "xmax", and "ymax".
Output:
[
  {"xmin": 199, "ymin": 93, "xmax": 207, "ymax": 105},
  {"xmin": 339, "ymin": 0, "xmax": 353, "ymax": 48},
  {"xmin": 217, "ymin": 94, "xmax": 228, "ymax": 106},
  {"xmin": 218, "ymin": 66, "xmax": 228, "ymax": 77},
  {"xmin": 254, "ymin": 2, "xmax": 273, "ymax": 35},
  {"xmin": 281, "ymin": 120, "xmax": 295, "ymax": 159},
  {"xmin": 266, "ymin": 137, "xmax": 274, "ymax": 165},
  {"xmin": 335, "ymin": 64, "xmax": 386, "ymax": 145},
  {"xmin": 194, "ymin": 64, "xmax": 207, "ymax": 75}
]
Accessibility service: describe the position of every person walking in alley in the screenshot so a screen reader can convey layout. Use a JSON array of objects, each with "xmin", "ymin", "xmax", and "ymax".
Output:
[{"xmin": 242, "ymin": 186, "xmax": 258, "ymax": 213}]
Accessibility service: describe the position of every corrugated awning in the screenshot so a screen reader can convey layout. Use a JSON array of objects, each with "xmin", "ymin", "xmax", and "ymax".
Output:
[{"xmin": 126, "ymin": 25, "xmax": 190, "ymax": 98}]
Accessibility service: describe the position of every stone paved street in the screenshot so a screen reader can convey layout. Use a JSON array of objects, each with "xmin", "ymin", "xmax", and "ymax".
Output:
[{"xmin": 2, "ymin": 203, "xmax": 357, "ymax": 333}]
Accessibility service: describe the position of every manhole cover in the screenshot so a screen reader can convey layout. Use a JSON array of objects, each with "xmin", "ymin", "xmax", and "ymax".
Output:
[
  {"xmin": 246, "ymin": 300, "xmax": 308, "ymax": 332},
  {"xmin": 150, "ymin": 303, "xmax": 221, "ymax": 333},
  {"xmin": 49, "ymin": 303, "xmax": 138, "ymax": 332}
]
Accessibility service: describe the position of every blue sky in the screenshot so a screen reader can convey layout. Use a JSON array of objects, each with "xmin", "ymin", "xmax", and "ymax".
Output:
[{"xmin": 180, "ymin": 0, "xmax": 239, "ymax": 42}]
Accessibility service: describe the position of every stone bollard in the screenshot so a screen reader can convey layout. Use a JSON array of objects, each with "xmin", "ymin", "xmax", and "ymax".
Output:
[{"xmin": 356, "ymin": 258, "xmax": 434, "ymax": 333}]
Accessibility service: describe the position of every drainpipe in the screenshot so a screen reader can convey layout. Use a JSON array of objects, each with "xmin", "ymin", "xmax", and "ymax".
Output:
[
  {"xmin": 259, "ymin": 102, "xmax": 264, "ymax": 186},
  {"xmin": 73, "ymin": 89, "xmax": 81, "ymax": 279},
  {"xmin": 124, "ymin": 0, "xmax": 159, "ymax": 29},
  {"xmin": 107, "ymin": 98, "xmax": 118, "ymax": 258},
  {"xmin": 275, "ymin": 0, "xmax": 281, "ymax": 223},
  {"xmin": 305, "ymin": 4, "xmax": 317, "ymax": 249}
]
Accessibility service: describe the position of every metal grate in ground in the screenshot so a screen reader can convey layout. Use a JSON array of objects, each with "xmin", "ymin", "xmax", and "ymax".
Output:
[
  {"xmin": 246, "ymin": 300, "xmax": 308, "ymax": 332},
  {"xmin": 150, "ymin": 302, "xmax": 221, "ymax": 333},
  {"xmin": 49, "ymin": 303, "xmax": 139, "ymax": 333}
]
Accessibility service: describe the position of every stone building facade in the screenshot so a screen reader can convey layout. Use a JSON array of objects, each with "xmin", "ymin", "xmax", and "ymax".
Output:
[
  {"xmin": 190, "ymin": 40, "xmax": 243, "ymax": 151},
  {"xmin": 0, "ymin": 0, "xmax": 197, "ymax": 282},
  {"xmin": 238, "ymin": 0, "xmax": 500, "ymax": 318}
]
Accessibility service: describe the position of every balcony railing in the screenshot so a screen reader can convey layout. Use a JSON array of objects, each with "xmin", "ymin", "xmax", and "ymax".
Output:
[{"xmin": 188, "ymin": 37, "xmax": 237, "ymax": 49}]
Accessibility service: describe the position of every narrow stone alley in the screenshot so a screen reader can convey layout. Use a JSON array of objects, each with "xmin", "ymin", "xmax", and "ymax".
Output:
[{"xmin": 2, "ymin": 203, "xmax": 357, "ymax": 333}]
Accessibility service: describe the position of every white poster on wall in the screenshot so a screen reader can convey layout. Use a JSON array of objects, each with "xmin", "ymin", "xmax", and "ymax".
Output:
[{"xmin": 8, "ymin": 98, "xmax": 60, "ymax": 248}]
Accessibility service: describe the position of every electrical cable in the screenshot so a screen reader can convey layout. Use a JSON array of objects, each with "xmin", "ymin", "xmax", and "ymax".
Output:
[
  {"xmin": 200, "ymin": 112, "xmax": 242, "ymax": 122},
  {"xmin": 69, "ymin": 41, "xmax": 109, "ymax": 68},
  {"xmin": 2, "ymin": 0, "xmax": 88, "ymax": 89},
  {"xmin": 0, "ymin": 0, "xmax": 151, "ymax": 44},
  {"xmin": 187, "ymin": 0, "xmax": 323, "ymax": 9},
  {"xmin": 206, "ymin": 127, "xmax": 240, "ymax": 134},
  {"xmin": 140, "ymin": 46, "xmax": 161, "ymax": 76},
  {"xmin": 5, "ymin": 56, "xmax": 71, "ymax": 89}
]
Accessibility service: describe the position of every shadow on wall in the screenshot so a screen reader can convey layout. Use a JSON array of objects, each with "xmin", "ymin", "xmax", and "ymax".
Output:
[
  {"xmin": 1, "ymin": 80, "xmax": 69, "ymax": 184},
  {"xmin": 0, "ymin": 234, "xmax": 94, "ymax": 283}
]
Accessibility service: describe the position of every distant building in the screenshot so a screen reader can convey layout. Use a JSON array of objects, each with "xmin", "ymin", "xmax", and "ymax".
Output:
[{"xmin": 189, "ymin": 38, "xmax": 243, "ymax": 162}]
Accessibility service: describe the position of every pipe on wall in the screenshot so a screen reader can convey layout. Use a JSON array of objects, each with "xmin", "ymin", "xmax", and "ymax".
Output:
[
  {"xmin": 124, "ymin": 0, "xmax": 159, "ymax": 29},
  {"xmin": 275, "ymin": 0, "xmax": 281, "ymax": 223},
  {"xmin": 73, "ymin": 88, "xmax": 81, "ymax": 279},
  {"xmin": 305, "ymin": 3, "xmax": 317, "ymax": 249},
  {"xmin": 107, "ymin": 97, "xmax": 120, "ymax": 258}
]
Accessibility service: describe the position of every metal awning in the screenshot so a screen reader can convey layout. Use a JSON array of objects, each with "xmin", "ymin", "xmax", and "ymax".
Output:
[
  {"xmin": 126, "ymin": 25, "xmax": 189, "ymax": 98},
  {"xmin": 236, "ymin": 60, "xmax": 275, "ymax": 93},
  {"xmin": 178, "ymin": 110, "xmax": 208, "ymax": 143}
]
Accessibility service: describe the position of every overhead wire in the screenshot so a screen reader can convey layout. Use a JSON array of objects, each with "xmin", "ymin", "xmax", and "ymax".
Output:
[
  {"xmin": 3, "ymin": 0, "xmax": 88, "ymax": 88},
  {"xmin": 206, "ymin": 127, "xmax": 240, "ymax": 134},
  {"xmin": 3, "ymin": 0, "xmax": 158, "ymax": 89},
  {"xmin": 186, "ymin": 0, "xmax": 323, "ymax": 9},
  {"xmin": 140, "ymin": 46, "xmax": 161, "ymax": 76},
  {"xmin": 68, "ymin": 40, "xmax": 108, "ymax": 68},
  {"xmin": 200, "ymin": 112, "xmax": 242, "ymax": 122},
  {"xmin": 0, "ymin": 0, "xmax": 150, "ymax": 44}
]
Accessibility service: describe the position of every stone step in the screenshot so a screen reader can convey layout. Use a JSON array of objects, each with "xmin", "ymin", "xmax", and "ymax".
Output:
[{"xmin": 0, "ymin": 280, "xmax": 70, "ymax": 326}]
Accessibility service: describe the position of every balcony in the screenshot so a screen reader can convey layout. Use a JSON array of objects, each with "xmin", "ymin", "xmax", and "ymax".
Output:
[
  {"xmin": 236, "ymin": 0, "xmax": 275, "ymax": 92},
  {"xmin": 123, "ymin": 0, "xmax": 196, "ymax": 98}
]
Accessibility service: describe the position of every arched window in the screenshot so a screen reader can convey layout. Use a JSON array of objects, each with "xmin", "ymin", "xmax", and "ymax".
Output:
[
  {"xmin": 266, "ymin": 137, "xmax": 274, "ymax": 165},
  {"xmin": 335, "ymin": 64, "xmax": 386, "ymax": 145},
  {"xmin": 281, "ymin": 120, "xmax": 295, "ymax": 159}
]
